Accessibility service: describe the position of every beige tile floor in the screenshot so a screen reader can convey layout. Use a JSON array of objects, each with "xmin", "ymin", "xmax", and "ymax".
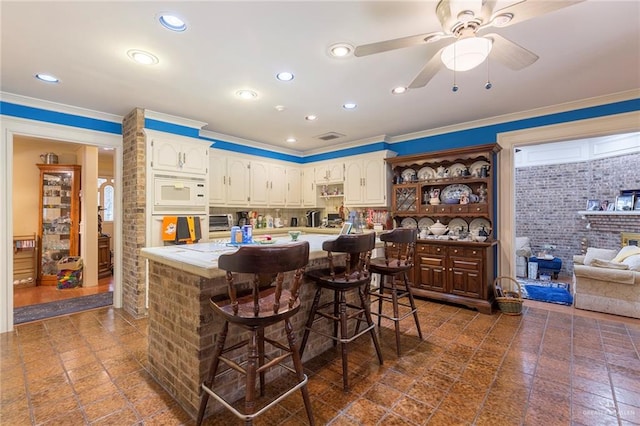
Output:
[{"xmin": 2, "ymin": 296, "xmax": 640, "ymax": 425}]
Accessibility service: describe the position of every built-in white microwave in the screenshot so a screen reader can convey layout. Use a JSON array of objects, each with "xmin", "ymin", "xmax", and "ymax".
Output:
[{"xmin": 153, "ymin": 174, "xmax": 207, "ymax": 213}]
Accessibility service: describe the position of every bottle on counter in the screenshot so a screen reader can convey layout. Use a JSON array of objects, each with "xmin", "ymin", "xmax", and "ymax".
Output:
[
  {"xmin": 242, "ymin": 225, "xmax": 253, "ymax": 244},
  {"xmin": 230, "ymin": 226, "xmax": 242, "ymax": 244}
]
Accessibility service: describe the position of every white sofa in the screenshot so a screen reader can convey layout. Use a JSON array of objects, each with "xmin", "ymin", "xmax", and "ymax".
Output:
[{"xmin": 573, "ymin": 246, "xmax": 640, "ymax": 319}]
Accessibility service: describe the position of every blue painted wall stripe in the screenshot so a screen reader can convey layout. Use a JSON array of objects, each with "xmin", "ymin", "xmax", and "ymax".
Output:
[
  {"xmin": 0, "ymin": 101, "xmax": 122, "ymax": 134},
  {"xmin": 2, "ymin": 98, "xmax": 638, "ymax": 164}
]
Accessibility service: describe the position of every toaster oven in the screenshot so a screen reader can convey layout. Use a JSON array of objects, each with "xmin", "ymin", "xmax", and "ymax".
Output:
[{"xmin": 209, "ymin": 213, "xmax": 234, "ymax": 232}]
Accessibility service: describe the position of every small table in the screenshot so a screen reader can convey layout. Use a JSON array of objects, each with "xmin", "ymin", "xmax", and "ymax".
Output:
[{"xmin": 529, "ymin": 256, "xmax": 562, "ymax": 279}]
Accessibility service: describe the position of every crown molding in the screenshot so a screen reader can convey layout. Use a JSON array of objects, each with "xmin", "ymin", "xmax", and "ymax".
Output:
[
  {"xmin": 144, "ymin": 110, "xmax": 207, "ymax": 130},
  {"xmin": 389, "ymin": 89, "xmax": 640, "ymax": 144},
  {"xmin": 199, "ymin": 129, "xmax": 303, "ymax": 157},
  {"xmin": 0, "ymin": 92, "xmax": 122, "ymax": 123}
]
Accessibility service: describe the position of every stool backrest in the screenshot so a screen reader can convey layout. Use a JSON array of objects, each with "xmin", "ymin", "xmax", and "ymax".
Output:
[
  {"xmin": 380, "ymin": 228, "xmax": 417, "ymax": 268},
  {"xmin": 217, "ymin": 241, "xmax": 310, "ymax": 316},
  {"xmin": 321, "ymin": 233, "xmax": 376, "ymax": 282}
]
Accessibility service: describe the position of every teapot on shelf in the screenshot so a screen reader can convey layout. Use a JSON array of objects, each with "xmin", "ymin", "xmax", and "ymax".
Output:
[
  {"xmin": 436, "ymin": 166, "xmax": 449, "ymax": 178},
  {"xmin": 428, "ymin": 220, "xmax": 448, "ymax": 236},
  {"xmin": 40, "ymin": 152, "xmax": 59, "ymax": 164}
]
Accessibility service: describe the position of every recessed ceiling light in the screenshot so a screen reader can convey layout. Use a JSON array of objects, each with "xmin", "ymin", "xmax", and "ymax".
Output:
[
  {"xmin": 328, "ymin": 43, "xmax": 353, "ymax": 58},
  {"xmin": 35, "ymin": 73, "xmax": 59, "ymax": 83},
  {"xmin": 391, "ymin": 86, "xmax": 407, "ymax": 94},
  {"xmin": 127, "ymin": 49, "xmax": 159, "ymax": 65},
  {"xmin": 492, "ymin": 13, "xmax": 513, "ymax": 27},
  {"xmin": 342, "ymin": 103, "xmax": 357, "ymax": 110},
  {"xmin": 275, "ymin": 105, "xmax": 286, "ymax": 112},
  {"xmin": 305, "ymin": 115, "xmax": 317, "ymax": 121},
  {"xmin": 102, "ymin": 147, "xmax": 115, "ymax": 151},
  {"xmin": 158, "ymin": 13, "xmax": 187, "ymax": 32},
  {"xmin": 236, "ymin": 90, "xmax": 258, "ymax": 100},
  {"xmin": 276, "ymin": 72, "xmax": 294, "ymax": 81},
  {"xmin": 286, "ymin": 137, "xmax": 297, "ymax": 143}
]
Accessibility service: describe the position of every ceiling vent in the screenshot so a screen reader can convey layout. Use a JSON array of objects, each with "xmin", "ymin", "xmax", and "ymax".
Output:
[{"xmin": 316, "ymin": 132, "xmax": 345, "ymax": 141}]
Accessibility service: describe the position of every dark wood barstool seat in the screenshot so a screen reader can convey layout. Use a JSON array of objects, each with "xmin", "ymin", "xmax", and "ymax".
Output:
[
  {"xmin": 300, "ymin": 232, "xmax": 383, "ymax": 392},
  {"xmin": 369, "ymin": 228, "xmax": 423, "ymax": 356},
  {"xmin": 196, "ymin": 242, "xmax": 314, "ymax": 425}
]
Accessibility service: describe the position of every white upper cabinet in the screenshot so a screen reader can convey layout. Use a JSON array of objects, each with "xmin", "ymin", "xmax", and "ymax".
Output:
[
  {"xmin": 343, "ymin": 152, "xmax": 395, "ymax": 207},
  {"xmin": 314, "ymin": 161, "xmax": 344, "ymax": 184},
  {"xmin": 209, "ymin": 149, "xmax": 250, "ymax": 207},
  {"xmin": 249, "ymin": 161, "xmax": 288, "ymax": 207},
  {"xmin": 285, "ymin": 166, "xmax": 302, "ymax": 207},
  {"xmin": 302, "ymin": 167, "xmax": 316, "ymax": 207},
  {"xmin": 149, "ymin": 132, "xmax": 209, "ymax": 175}
]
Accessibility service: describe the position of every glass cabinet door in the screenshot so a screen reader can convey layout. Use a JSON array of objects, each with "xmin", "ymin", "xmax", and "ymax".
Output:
[
  {"xmin": 393, "ymin": 185, "xmax": 418, "ymax": 213},
  {"xmin": 38, "ymin": 165, "xmax": 81, "ymax": 285}
]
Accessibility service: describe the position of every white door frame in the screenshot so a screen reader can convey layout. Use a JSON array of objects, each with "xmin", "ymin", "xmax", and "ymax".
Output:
[
  {"xmin": 496, "ymin": 111, "xmax": 640, "ymax": 279},
  {"xmin": 1, "ymin": 116, "xmax": 122, "ymax": 333}
]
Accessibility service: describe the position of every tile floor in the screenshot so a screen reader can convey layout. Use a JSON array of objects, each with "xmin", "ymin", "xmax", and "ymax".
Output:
[{"xmin": 2, "ymin": 297, "xmax": 640, "ymax": 425}]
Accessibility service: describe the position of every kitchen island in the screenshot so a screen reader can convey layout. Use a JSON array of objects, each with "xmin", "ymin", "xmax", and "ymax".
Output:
[{"xmin": 140, "ymin": 232, "xmax": 378, "ymax": 419}]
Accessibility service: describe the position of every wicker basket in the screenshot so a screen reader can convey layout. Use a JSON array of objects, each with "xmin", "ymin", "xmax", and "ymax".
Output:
[{"xmin": 493, "ymin": 276, "xmax": 523, "ymax": 315}]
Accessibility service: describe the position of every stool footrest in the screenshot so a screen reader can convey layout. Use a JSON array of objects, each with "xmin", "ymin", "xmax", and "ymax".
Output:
[
  {"xmin": 369, "ymin": 291, "xmax": 411, "ymax": 302},
  {"xmin": 371, "ymin": 307, "xmax": 417, "ymax": 322},
  {"xmin": 201, "ymin": 372, "xmax": 308, "ymax": 422},
  {"xmin": 305, "ymin": 322, "xmax": 376, "ymax": 344}
]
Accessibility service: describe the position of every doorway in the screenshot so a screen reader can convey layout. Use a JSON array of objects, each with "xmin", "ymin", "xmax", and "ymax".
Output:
[{"xmin": 12, "ymin": 137, "xmax": 116, "ymax": 315}]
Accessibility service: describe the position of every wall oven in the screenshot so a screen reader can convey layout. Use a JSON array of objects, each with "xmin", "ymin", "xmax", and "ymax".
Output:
[{"xmin": 152, "ymin": 174, "xmax": 207, "ymax": 214}]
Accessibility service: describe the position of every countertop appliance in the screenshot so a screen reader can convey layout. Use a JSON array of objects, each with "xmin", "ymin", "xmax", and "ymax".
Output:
[
  {"xmin": 306, "ymin": 210, "xmax": 321, "ymax": 228},
  {"xmin": 236, "ymin": 211, "xmax": 249, "ymax": 227},
  {"xmin": 209, "ymin": 213, "xmax": 234, "ymax": 232}
]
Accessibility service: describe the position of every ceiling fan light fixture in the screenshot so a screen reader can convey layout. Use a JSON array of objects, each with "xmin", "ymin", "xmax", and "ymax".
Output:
[{"xmin": 441, "ymin": 37, "xmax": 492, "ymax": 72}]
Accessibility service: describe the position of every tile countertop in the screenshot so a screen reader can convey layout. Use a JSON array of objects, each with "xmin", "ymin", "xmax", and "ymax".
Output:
[
  {"xmin": 140, "ymin": 231, "xmax": 379, "ymax": 280},
  {"xmin": 208, "ymin": 226, "xmax": 342, "ymax": 240}
]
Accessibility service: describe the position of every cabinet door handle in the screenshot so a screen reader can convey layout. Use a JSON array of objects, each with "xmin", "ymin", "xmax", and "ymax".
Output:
[
  {"xmin": 223, "ymin": 176, "xmax": 226, "ymax": 185},
  {"xmin": 453, "ymin": 249, "xmax": 458, "ymax": 253},
  {"xmin": 183, "ymin": 153, "xmax": 186, "ymax": 165},
  {"xmin": 228, "ymin": 177, "xmax": 231, "ymax": 186},
  {"xmin": 472, "ymin": 251, "xmax": 477, "ymax": 255}
]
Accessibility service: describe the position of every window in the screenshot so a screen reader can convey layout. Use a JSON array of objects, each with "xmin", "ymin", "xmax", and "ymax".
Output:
[{"xmin": 98, "ymin": 177, "xmax": 114, "ymax": 222}]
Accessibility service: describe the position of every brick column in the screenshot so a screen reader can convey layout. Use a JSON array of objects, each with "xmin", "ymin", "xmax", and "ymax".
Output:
[{"xmin": 121, "ymin": 108, "xmax": 147, "ymax": 317}]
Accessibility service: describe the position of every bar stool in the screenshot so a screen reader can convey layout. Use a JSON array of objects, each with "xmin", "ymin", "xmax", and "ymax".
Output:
[
  {"xmin": 196, "ymin": 241, "xmax": 314, "ymax": 426},
  {"xmin": 300, "ymin": 233, "xmax": 383, "ymax": 392},
  {"xmin": 369, "ymin": 228, "xmax": 423, "ymax": 356}
]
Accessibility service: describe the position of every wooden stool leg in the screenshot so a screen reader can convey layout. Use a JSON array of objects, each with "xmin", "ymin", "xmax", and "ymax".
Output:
[
  {"xmin": 333, "ymin": 290, "xmax": 340, "ymax": 348},
  {"xmin": 338, "ymin": 290, "xmax": 350, "ymax": 391},
  {"xmin": 258, "ymin": 328, "xmax": 266, "ymax": 397},
  {"xmin": 404, "ymin": 272, "xmax": 423, "ymax": 340},
  {"xmin": 377, "ymin": 275, "xmax": 384, "ymax": 328},
  {"xmin": 285, "ymin": 319, "xmax": 315, "ymax": 426},
  {"xmin": 300, "ymin": 287, "xmax": 322, "ymax": 358},
  {"xmin": 245, "ymin": 330, "xmax": 258, "ymax": 422},
  {"xmin": 391, "ymin": 275, "xmax": 401, "ymax": 357},
  {"xmin": 197, "ymin": 321, "xmax": 229, "ymax": 426},
  {"xmin": 359, "ymin": 286, "xmax": 384, "ymax": 365}
]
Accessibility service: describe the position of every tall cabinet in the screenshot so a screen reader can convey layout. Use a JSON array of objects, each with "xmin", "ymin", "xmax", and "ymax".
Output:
[
  {"xmin": 387, "ymin": 144, "xmax": 500, "ymax": 314},
  {"xmin": 37, "ymin": 164, "xmax": 81, "ymax": 286}
]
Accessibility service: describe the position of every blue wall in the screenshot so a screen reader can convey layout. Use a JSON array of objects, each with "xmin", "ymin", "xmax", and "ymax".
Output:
[{"xmin": 2, "ymin": 98, "xmax": 639, "ymax": 162}]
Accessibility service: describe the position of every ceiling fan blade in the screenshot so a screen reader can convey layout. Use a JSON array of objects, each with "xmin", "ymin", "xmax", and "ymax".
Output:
[
  {"xmin": 408, "ymin": 47, "xmax": 447, "ymax": 89},
  {"xmin": 490, "ymin": 0, "xmax": 584, "ymax": 28},
  {"xmin": 485, "ymin": 33, "xmax": 538, "ymax": 70},
  {"xmin": 354, "ymin": 32, "xmax": 446, "ymax": 57}
]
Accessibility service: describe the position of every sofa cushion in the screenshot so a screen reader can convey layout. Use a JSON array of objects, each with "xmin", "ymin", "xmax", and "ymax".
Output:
[
  {"xmin": 612, "ymin": 245, "xmax": 640, "ymax": 263},
  {"xmin": 583, "ymin": 247, "xmax": 617, "ymax": 266},
  {"xmin": 622, "ymin": 254, "xmax": 640, "ymax": 271},
  {"xmin": 515, "ymin": 237, "xmax": 532, "ymax": 258},
  {"xmin": 574, "ymin": 264, "xmax": 636, "ymax": 285},
  {"xmin": 591, "ymin": 258, "xmax": 629, "ymax": 270}
]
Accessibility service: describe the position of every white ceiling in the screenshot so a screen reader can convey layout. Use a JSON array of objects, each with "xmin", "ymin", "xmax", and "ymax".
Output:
[{"xmin": 2, "ymin": 1, "xmax": 639, "ymax": 155}]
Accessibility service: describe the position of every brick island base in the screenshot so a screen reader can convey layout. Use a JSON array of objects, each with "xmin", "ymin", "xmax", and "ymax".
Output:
[{"xmin": 146, "ymin": 254, "xmax": 360, "ymax": 420}]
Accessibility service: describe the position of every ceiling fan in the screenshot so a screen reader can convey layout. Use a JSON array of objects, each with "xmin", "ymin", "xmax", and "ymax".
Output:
[{"xmin": 354, "ymin": 0, "xmax": 583, "ymax": 89}]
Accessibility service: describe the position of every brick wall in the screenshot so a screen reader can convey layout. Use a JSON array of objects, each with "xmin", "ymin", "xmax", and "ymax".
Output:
[
  {"xmin": 121, "ymin": 108, "xmax": 147, "ymax": 317},
  {"xmin": 515, "ymin": 152, "xmax": 640, "ymax": 274}
]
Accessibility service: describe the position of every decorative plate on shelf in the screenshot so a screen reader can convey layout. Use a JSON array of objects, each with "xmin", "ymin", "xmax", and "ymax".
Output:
[
  {"xmin": 401, "ymin": 168, "xmax": 417, "ymax": 182},
  {"xmin": 448, "ymin": 218, "xmax": 468, "ymax": 233},
  {"xmin": 400, "ymin": 217, "xmax": 418, "ymax": 229},
  {"xmin": 469, "ymin": 160, "xmax": 490, "ymax": 177},
  {"xmin": 448, "ymin": 163, "xmax": 467, "ymax": 177},
  {"xmin": 417, "ymin": 166, "xmax": 435, "ymax": 181},
  {"xmin": 418, "ymin": 217, "xmax": 434, "ymax": 230},
  {"xmin": 440, "ymin": 184, "xmax": 472, "ymax": 203},
  {"xmin": 469, "ymin": 218, "xmax": 491, "ymax": 234}
]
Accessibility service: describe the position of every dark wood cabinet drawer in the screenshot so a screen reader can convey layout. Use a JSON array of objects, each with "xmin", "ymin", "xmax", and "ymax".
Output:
[
  {"xmin": 468, "ymin": 204, "xmax": 488, "ymax": 214},
  {"xmin": 449, "ymin": 246, "xmax": 483, "ymax": 258},
  {"xmin": 416, "ymin": 244, "xmax": 445, "ymax": 256}
]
